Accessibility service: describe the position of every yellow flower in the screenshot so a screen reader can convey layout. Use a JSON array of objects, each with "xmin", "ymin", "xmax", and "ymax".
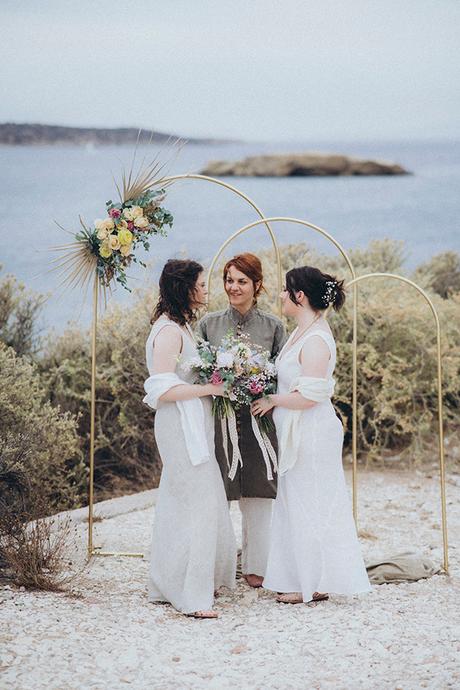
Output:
[
  {"xmin": 120, "ymin": 242, "xmax": 132, "ymax": 257},
  {"xmin": 99, "ymin": 241, "xmax": 112, "ymax": 258},
  {"xmin": 95, "ymin": 217, "xmax": 115, "ymax": 240},
  {"xmin": 134, "ymin": 215, "xmax": 149, "ymax": 229},
  {"xmin": 131, "ymin": 205, "xmax": 143, "ymax": 219},
  {"xmin": 118, "ymin": 228, "xmax": 133, "ymax": 246},
  {"xmin": 109, "ymin": 235, "xmax": 121, "ymax": 251}
]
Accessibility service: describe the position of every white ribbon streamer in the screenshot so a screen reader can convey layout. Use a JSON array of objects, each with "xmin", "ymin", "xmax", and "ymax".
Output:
[
  {"xmin": 250, "ymin": 414, "xmax": 275, "ymax": 481},
  {"xmin": 227, "ymin": 411, "xmax": 243, "ymax": 481}
]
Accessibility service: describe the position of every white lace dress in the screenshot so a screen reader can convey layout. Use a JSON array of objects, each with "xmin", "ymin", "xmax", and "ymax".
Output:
[
  {"xmin": 263, "ymin": 328, "xmax": 371, "ymax": 600},
  {"xmin": 146, "ymin": 317, "xmax": 236, "ymax": 613}
]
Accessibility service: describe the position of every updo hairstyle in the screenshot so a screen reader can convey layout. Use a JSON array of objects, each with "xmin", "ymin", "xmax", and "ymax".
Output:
[{"xmin": 285, "ymin": 266, "xmax": 345, "ymax": 311}]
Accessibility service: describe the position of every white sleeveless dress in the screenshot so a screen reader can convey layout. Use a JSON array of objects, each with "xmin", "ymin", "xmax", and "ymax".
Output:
[
  {"xmin": 146, "ymin": 317, "xmax": 236, "ymax": 613},
  {"xmin": 263, "ymin": 328, "xmax": 371, "ymax": 600}
]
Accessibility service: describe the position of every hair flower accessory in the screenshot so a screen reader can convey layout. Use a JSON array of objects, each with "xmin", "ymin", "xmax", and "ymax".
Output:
[{"xmin": 323, "ymin": 280, "xmax": 338, "ymax": 306}]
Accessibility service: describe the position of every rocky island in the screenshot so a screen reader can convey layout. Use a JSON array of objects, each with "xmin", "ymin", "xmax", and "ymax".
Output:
[{"xmin": 201, "ymin": 153, "xmax": 410, "ymax": 176}]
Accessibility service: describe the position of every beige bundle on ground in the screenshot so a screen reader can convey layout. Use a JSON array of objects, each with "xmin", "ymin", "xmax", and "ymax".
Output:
[{"xmin": 365, "ymin": 551, "xmax": 441, "ymax": 584}]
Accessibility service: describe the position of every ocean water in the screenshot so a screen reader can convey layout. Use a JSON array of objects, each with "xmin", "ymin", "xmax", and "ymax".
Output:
[{"xmin": 1, "ymin": 139, "xmax": 459, "ymax": 331}]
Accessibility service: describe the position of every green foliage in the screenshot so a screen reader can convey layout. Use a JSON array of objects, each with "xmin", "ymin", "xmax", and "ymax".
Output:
[
  {"xmin": 413, "ymin": 251, "xmax": 460, "ymax": 299},
  {"xmin": 0, "ymin": 269, "xmax": 44, "ymax": 357},
  {"xmin": 0, "ymin": 344, "xmax": 85, "ymax": 513},
  {"xmin": 40, "ymin": 294, "xmax": 161, "ymax": 500}
]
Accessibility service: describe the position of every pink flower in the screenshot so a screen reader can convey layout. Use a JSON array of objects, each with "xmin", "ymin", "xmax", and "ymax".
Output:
[
  {"xmin": 249, "ymin": 381, "xmax": 264, "ymax": 395},
  {"xmin": 127, "ymin": 221, "xmax": 135, "ymax": 230},
  {"xmin": 210, "ymin": 371, "xmax": 223, "ymax": 385},
  {"xmin": 109, "ymin": 208, "xmax": 121, "ymax": 219}
]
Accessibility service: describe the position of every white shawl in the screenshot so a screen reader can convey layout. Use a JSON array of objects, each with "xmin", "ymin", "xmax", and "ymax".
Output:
[
  {"xmin": 143, "ymin": 372, "xmax": 210, "ymax": 466},
  {"xmin": 278, "ymin": 376, "xmax": 335, "ymax": 476}
]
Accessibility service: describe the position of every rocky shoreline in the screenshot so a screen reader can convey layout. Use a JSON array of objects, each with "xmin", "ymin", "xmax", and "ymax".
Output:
[
  {"xmin": 201, "ymin": 152, "xmax": 410, "ymax": 177},
  {"xmin": 0, "ymin": 123, "xmax": 224, "ymax": 146}
]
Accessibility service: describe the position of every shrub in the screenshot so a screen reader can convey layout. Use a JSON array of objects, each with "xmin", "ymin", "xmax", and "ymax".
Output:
[
  {"xmin": 0, "ymin": 269, "xmax": 44, "ymax": 357},
  {"xmin": 40, "ymin": 295, "xmax": 162, "ymax": 500},
  {"xmin": 413, "ymin": 251, "xmax": 460, "ymax": 299},
  {"xmin": 0, "ymin": 344, "xmax": 85, "ymax": 512}
]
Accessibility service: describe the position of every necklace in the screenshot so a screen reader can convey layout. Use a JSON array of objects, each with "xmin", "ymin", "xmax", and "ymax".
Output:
[{"xmin": 283, "ymin": 314, "xmax": 322, "ymax": 353}]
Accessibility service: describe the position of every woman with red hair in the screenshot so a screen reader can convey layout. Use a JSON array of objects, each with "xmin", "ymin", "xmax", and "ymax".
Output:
[{"xmin": 197, "ymin": 253, "xmax": 285, "ymax": 588}]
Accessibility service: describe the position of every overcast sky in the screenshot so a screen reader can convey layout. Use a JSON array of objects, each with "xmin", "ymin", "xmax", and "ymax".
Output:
[{"xmin": 1, "ymin": 0, "xmax": 459, "ymax": 141}]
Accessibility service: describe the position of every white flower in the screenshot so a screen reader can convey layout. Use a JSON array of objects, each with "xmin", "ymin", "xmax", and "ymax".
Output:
[
  {"xmin": 130, "ymin": 205, "xmax": 143, "ymax": 219},
  {"xmin": 187, "ymin": 356, "xmax": 203, "ymax": 368},
  {"xmin": 134, "ymin": 215, "xmax": 149, "ymax": 228},
  {"xmin": 216, "ymin": 351, "xmax": 234, "ymax": 368},
  {"xmin": 95, "ymin": 218, "xmax": 115, "ymax": 240}
]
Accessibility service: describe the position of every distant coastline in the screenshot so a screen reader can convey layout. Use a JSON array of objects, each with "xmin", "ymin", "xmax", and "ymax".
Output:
[{"xmin": 0, "ymin": 123, "xmax": 232, "ymax": 146}]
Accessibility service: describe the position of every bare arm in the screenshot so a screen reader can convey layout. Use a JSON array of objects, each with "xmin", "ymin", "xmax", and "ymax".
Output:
[
  {"xmin": 252, "ymin": 335, "xmax": 330, "ymax": 415},
  {"xmin": 152, "ymin": 326, "xmax": 223, "ymax": 402}
]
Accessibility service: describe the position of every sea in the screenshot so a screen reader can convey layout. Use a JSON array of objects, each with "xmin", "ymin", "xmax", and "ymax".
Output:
[{"xmin": 1, "ymin": 139, "xmax": 459, "ymax": 332}]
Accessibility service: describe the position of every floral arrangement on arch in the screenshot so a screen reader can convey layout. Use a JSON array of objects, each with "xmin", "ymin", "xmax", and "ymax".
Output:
[{"xmin": 52, "ymin": 140, "xmax": 180, "ymax": 294}]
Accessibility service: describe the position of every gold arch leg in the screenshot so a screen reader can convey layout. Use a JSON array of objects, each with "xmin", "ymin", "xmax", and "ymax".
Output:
[{"xmin": 346, "ymin": 272, "xmax": 449, "ymax": 574}]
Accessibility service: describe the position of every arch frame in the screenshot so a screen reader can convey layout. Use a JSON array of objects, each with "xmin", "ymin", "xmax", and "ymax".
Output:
[{"xmin": 346, "ymin": 272, "xmax": 448, "ymax": 574}]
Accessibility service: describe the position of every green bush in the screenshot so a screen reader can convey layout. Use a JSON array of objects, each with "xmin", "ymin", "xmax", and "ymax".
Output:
[
  {"xmin": 40, "ymin": 295, "xmax": 161, "ymax": 501},
  {"xmin": 0, "ymin": 344, "xmax": 85, "ymax": 513},
  {"xmin": 0, "ymin": 269, "xmax": 44, "ymax": 357}
]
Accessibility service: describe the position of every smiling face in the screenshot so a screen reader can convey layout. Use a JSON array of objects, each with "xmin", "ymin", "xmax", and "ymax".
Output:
[
  {"xmin": 224, "ymin": 265, "xmax": 259, "ymax": 313},
  {"xmin": 191, "ymin": 271, "xmax": 208, "ymax": 309}
]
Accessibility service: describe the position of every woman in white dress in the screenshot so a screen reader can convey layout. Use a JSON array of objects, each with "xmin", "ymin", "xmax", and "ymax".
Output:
[
  {"xmin": 143, "ymin": 259, "xmax": 236, "ymax": 618},
  {"xmin": 251, "ymin": 266, "xmax": 371, "ymax": 604}
]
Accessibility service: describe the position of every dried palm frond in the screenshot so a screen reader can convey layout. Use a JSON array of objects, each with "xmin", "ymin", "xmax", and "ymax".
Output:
[
  {"xmin": 48, "ymin": 137, "xmax": 182, "ymax": 300},
  {"xmin": 117, "ymin": 135, "xmax": 185, "ymax": 202}
]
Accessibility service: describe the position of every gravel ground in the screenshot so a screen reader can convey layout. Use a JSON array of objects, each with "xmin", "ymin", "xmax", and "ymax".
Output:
[{"xmin": 1, "ymin": 469, "xmax": 459, "ymax": 690}]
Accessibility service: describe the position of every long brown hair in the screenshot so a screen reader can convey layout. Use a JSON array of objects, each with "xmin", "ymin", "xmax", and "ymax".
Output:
[
  {"xmin": 151, "ymin": 259, "xmax": 203, "ymax": 326},
  {"xmin": 223, "ymin": 252, "xmax": 265, "ymax": 303}
]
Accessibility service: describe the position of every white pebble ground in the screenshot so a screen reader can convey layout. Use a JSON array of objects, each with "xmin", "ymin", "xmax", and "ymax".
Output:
[{"xmin": 1, "ymin": 469, "xmax": 459, "ymax": 690}]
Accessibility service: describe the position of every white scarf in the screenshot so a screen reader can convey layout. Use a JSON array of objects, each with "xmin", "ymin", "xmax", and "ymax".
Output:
[
  {"xmin": 278, "ymin": 376, "xmax": 335, "ymax": 476},
  {"xmin": 143, "ymin": 372, "xmax": 210, "ymax": 466}
]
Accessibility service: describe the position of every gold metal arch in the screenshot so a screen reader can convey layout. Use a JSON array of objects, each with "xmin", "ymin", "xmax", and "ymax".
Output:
[
  {"xmin": 88, "ymin": 175, "xmax": 281, "ymax": 558},
  {"xmin": 346, "ymin": 272, "xmax": 448, "ymax": 574},
  {"xmin": 161, "ymin": 173, "xmax": 283, "ymax": 310},
  {"xmin": 207, "ymin": 216, "xmax": 359, "ymax": 521}
]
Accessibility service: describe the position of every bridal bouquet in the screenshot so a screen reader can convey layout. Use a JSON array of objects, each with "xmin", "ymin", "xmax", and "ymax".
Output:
[{"xmin": 188, "ymin": 332, "xmax": 278, "ymax": 480}]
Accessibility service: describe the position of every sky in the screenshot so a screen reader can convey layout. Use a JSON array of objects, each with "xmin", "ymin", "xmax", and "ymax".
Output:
[{"xmin": 1, "ymin": 0, "xmax": 459, "ymax": 142}]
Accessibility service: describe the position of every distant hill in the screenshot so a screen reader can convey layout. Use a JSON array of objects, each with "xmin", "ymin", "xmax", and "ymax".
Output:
[{"xmin": 0, "ymin": 123, "xmax": 228, "ymax": 146}]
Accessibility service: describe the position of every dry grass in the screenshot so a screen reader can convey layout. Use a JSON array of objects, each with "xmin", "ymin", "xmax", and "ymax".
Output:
[{"xmin": 0, "ymin": 500, "xmax": 80, "ymax": 592}]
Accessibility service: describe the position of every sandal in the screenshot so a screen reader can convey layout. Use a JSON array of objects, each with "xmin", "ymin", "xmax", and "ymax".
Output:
[
  {"xmin": 243, "ymin": 574, "xmax": 264, "ymax": 588},
  {"xmin": 276, "ymin": 592, "xmax": 303, "ymax": 604},
  {"xmin": 307, "ymin": 592, "xmax": 329, "ymax": 604},
  {"xmin": 186, "ymin": 610, "xmax": 219, "ymax": 619}
]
